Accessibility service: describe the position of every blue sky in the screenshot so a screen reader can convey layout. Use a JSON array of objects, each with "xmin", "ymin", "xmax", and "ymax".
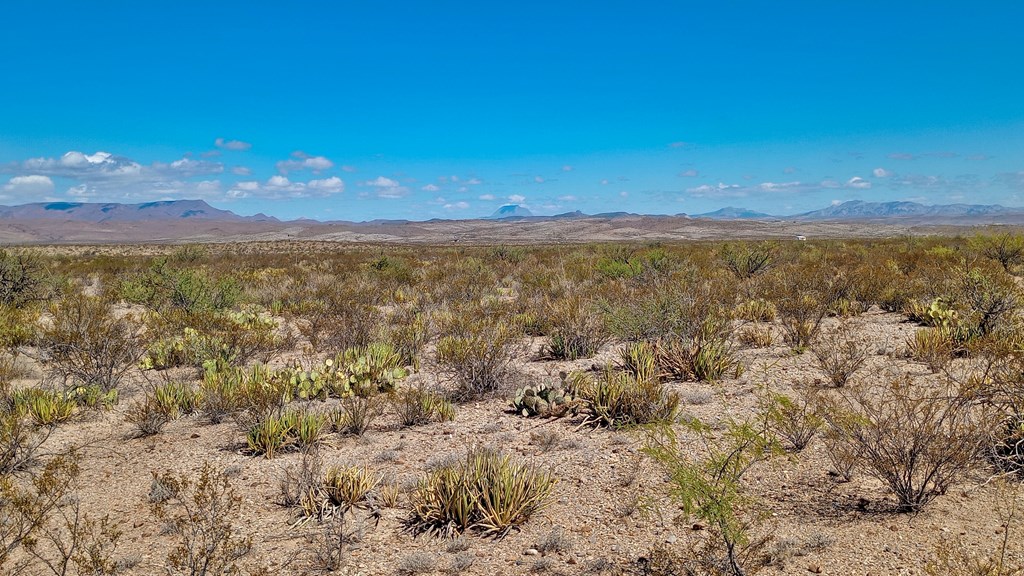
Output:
[{"xmin": 1, "ymin": 2, "xmax": 1023, "ymax": 221}]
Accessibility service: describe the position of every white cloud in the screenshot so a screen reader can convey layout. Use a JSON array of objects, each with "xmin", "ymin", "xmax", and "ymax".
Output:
[
  {"xmin": 600, "ymin": 179, "xmax": 609, "ymax": 185},
  {"xmin": 872, "ymin": 167, "xmax": 892, "ymax": 178},
  {"xmin": 558, "ymin": 195, "xmax": 577, "ymax": 202},
  {"xmin": 341, "ymin": 165, "xmax": 357, "ymax": 172},
  {"xmin": 3, "ymin": 175, "xmax": 54, "ymax": 197},
  {"xmin": 620, "ymin": 191, "xmax": 629, "ymax": 197},
  {"xmin": 232, "ymin": 166, "xmax": 252, "ymax": 176},
  {"xmin": 847, "ymin": 176, "xmax": 871, "ymax": 189},
  {"xmin": 686, "ymin": 182, "xmax": 743, "ymax": 196},
  {"xmin": 443, "ymin": 201, "xmax": 470, "ymax": 210},
  {"xmin": 478, "ymin": 194, "xmax": 496, "ymax": 201},
  {"xmin": 267, "ymin": 175, "xmax": 291, "ymax": 188},
  {"xmin": 508, "ymin": 194, "xmax": 526, "ymax": 203},
  {"xmin": 678, "ymin": 169, "xmax": 699, "ymax": 177},
  {"xmin": 466, "ymin": 178, "xmax": 482, "ymax": 185},
  {"xmin": 421, "ymin": 184, "xmax": 440, "ymax": 192},
  {"xmin": 362, "ymin": 176, "xmax": 408, "ymax": 199},
  {"xmin": 831, "ymin": 199, "xmax": 842, "ymax": 206},
  {"xmin": 276, "ymin": 152, "xmax": 334, "ymax": 174},
  {"xmin": 307, "ymin": 177, "xmax": 345, "ymax": 193},
  {"xmin": 214, "ymin": 138, "xmax": 252, "ymax": 151}
]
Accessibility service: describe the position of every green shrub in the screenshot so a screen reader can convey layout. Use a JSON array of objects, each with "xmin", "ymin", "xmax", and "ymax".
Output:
[
  {"xmin": 645, "ymin": 419, "xmax": 778, "ymax": 576},
  {"xmin": 542, "ymin": 295, "xmax": 608, "ymax": 360}
]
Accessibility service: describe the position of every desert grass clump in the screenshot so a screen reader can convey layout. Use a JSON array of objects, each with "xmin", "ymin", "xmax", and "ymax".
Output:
[
  {"xmin": 407, "ymin": 447, "xmax": 556, "ymax": 538},
  {"xmin": 323, "ymin": 465, "xmax": 380, "ymax": 512},
  {"xmin": 906, "ymin": 328, "xmax": 955, "ymax": 373},
  {"xmin": 818, "ymin": 376, "xmax": 985, "ymax": 512},
  {"xmin": 246, "ymin": 408, "xmax": 326, "ymax": 458},
  {"xmin": 811, "ymin": 325, "xmax": 871, "ymax": 386},
  {"xmin": 734, "ymin": 298, "xmax": 777, "ymax": 322},
  {"xmin": 568, "ymin": 368, "xmax": 680, "ymax": 428},
  {"xmin": 391, "ymin": 384, "xmax": 456, "ymax": 427},
  {"xmin": 737, "ymin": 325, "xmax": 773, "ymax": 348}
]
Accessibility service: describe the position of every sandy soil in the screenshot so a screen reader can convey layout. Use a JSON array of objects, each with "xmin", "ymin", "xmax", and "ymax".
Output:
[{"xmin": 9, "ymin": 306, "xmax": 1021, "ymax": 576}]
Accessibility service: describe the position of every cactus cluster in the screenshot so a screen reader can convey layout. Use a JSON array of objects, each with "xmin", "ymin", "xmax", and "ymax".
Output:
[
  {"xmin": 512, "ymin": 380, "xmax": 574, "ymax": 417},
  {"xmin": 907, "ymin": 298, "xmax": 958, "ymax": 329}
]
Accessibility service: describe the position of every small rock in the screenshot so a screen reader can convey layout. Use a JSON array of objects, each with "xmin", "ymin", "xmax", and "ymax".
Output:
[
  {"xmin": 807, "ymin": 564, "xmax": 822, "ymax": 573},
  {"xmin": 665, "ymin": 535, "xmax": 677, "ymax": 544},
  {"xmin": 566, "ymin": 557, "xmax": 577, "ymax": 565},
  {"xmin": 524, "ymin": 548, "xmax": 539, "ymax": 556}
]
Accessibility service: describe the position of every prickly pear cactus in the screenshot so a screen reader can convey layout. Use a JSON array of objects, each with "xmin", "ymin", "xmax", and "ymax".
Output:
[{"xmin": 512, "ymin": 381, "xmax": 574, "ymax": 417}]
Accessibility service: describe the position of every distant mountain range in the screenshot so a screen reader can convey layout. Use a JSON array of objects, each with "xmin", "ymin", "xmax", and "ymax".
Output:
[
  {"xmin": 0, "ymin": 200, "xmax": 277, "ymax": 223},
  {"xmin": 2, "ymin": 199, "xmax": 1023, "ymax": 226}
]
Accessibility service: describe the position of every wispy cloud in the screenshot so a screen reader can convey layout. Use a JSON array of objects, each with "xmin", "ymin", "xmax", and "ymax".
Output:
[
  {"xmin": 678, "ymin": 169, "xmax": 699, "ymax": 177},
  {"xmin": 872, "ymin": 167, "xmax": 892, "ymax": 177},
  {"xmin": 214, "ymin": 138, "xmax": 251, "ymax": 151}
]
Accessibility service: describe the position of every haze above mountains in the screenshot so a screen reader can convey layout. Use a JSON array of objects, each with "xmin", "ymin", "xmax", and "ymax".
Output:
[{"xmin": 1, "ymin": 199, "xmax": 1022, "ymax": 245}]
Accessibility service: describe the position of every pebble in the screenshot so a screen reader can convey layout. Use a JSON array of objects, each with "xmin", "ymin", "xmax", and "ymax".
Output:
[
  {"xmin": 807, "ymin": 564, "xmax": 822, "ymax": 573},
  {"xmin": 665, "ymin": 535, "xmax": 677, "ymax": 544},
  {"xmin": 524, "ymin": 548, "xmax": 539, "ymax": 556}
]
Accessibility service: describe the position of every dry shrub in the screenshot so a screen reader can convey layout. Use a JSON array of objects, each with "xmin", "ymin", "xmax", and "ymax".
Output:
[
  {"xmin": 149, "ymin": 462, "xmax": 253, "ymax": 574},
  {"xmin": 818, "ymin": 376, "xmax": 986, "ymax": 511},
  {"xmin": 390, "ymin": 384, "xmax": 456, "ymax": 427},
  {"xmin": 811, "ymin": 324, "xmax": 871, "ymax": 386},
  {"xmin": 333, "ymin": 395, "xmax": 384, "ymax": 436},
  {"xmin": 761, "ymin": 391, "xmax": 822, "ymax": 452},
  {"xmin": 435, "ymin": 307, "xmax": 523, "ymax": 400},
  {"xmin": 764, "ymin": 261, "xmax": 850, "ymax": 352},
  {"xmin": 0, "ymin": 249, "xmax": 54, "ymax": 308},
  {"xmin": 37, "ymin": 294, "xmax": 142, "ymax": 393},
  {"xmin": 542, "ymin": 294, "xmax": 608, "ymax": 360}
]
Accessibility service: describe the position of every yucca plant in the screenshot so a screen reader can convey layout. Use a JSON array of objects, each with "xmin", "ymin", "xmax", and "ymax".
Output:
[
  {"xmin": 567, "ymin": 368, "xmax": 680, "ymax": 428},
  {"xmin": 690, "ymin": 337, "xmax": 737, "ymax": 382},
  {"xmin": 323, "ymin": 465, "xmax": 380, "ymax": 511},
  {"xmin": 407, "ymin": 448, "xmax": 556, "ymax": 538},
  {"xmin": 16, "ymin": 389, "xmax": 76, "ymax": 426},
  {"xmin": 246, "ymin": 415, "xmax": 289, "ymax": 458}
]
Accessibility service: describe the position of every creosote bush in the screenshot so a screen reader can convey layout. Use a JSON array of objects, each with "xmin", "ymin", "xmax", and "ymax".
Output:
[
  {"xmin": 818, "ymin": 376, "xmax": 985, "ymax": 512},
  {"xmin": 811, "ymin": 325, "xmax": 871, "ymax": 387},
  {"xmin": 436, "ymin": 307, "xmax": 523, "ymax": 400},
  {"xmin": 38, "ymin": 294, "xmax": 142, "ymax": 394},
  {"xmin": 149, "ymin": 461, "xmax": 253, "ymax": 575}
]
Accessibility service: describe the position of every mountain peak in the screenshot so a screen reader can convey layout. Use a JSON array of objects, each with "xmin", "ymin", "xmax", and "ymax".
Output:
[{"xmin": 488, "ymin": 204, "xmax": 533, "ymax": 219}]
